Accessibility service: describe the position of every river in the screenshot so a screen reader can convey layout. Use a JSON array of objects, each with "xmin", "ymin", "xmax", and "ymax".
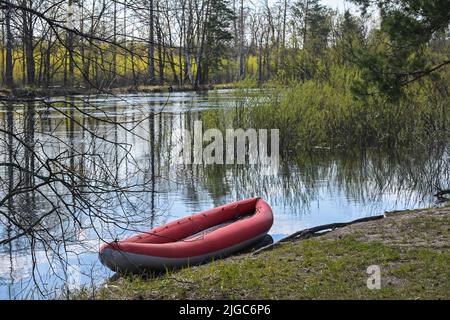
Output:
[{"xmin": 0, "ymin": 89, "xmax": 448, "ymax": 299}]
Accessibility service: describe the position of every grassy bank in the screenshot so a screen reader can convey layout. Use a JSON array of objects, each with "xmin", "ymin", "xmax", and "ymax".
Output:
[{"xmin": 78, "ymin": 206, "xmax": 449, "ymax": 300}]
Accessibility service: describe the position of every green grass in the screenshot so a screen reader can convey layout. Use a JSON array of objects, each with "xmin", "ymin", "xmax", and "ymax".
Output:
[{"xmin": 77, "ymin": 211, "xmax": 450, "ymax": 300}]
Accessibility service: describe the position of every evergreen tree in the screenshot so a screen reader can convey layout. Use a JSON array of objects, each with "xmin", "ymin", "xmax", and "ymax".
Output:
[
  {"xmin": 349, "ymin": 0, "xmax": 450, "ymax": 98},
  {"xmin": 292, "ymin": 0, "xmax": 333, "ymax": 56},
  {"xmin": 200, "ymin": 0, "xmax": 236, "ymax": 84}
]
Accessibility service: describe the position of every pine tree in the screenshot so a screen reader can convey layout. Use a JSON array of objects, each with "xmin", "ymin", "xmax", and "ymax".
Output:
[{"xmin": 349, "ymin": 0, "xmax": 450, "ymax": 98}]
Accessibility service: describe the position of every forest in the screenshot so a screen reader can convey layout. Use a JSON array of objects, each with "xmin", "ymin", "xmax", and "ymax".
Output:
[{"xmin": 0, "ymin": 0, "xmax": 447, "ymax": 94}]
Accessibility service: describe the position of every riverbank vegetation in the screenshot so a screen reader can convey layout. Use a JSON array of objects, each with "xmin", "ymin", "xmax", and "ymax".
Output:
[
  {"xmin": 204, "ymin": 64, "xmax": 450, "ymax": 149},
  {"xmin": 76, "ymin": 207, "xmax": 450, "ymax": 300}
]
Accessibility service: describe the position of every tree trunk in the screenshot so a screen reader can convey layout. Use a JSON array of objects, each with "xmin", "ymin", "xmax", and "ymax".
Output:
[
  {"xmin": 1, "ymin": 16, "xmax": 5, "ymax": 85},
  {"xmin": 22, "ymin": 1, "xmax": 35, "ymax": 86},
  {"xmin": 66, "ymin": 0, "xmax": 74, "ymax": 87},
  {"xmin": 112, "ymin": 0, "xmax": 117, "ymax": 86},
  {"xmin": 123, "ymin": 0, "xmax": 128, "ymax": 84},
  {"xmin": 184, "ymin": 1, "xmax": 193, "ymax": 85},
  {"xmin": 303, "ymin": 0, "xmax": 309, "ymax": 49},
  {"xmin": 44, "ymin": 30, "xmax": 52, "ymax": 88},
  {"xmin": 239, "ymin": 0, "xmax": 245, "ymax": 80},
  {"xmin": 195, "ymin": 0, "xmax": 210, "ymax": 87},
  {"xmin": 163, "ymin": 3, "xmax": 179, "ymax": 84},
  {"xmin": 156, "ymin": 3, "xmax": 164, "ymax": 85},
  {"xmin": 5, "ymin": 1, "xmax": 14, "ymax": 88},
  {"xmin": 257, "ymin": 34, "xmax": 263, "ymax": 82},
  {"xmin": 148, "ymin": 0, "xmax": 155, "ymax": 84}
]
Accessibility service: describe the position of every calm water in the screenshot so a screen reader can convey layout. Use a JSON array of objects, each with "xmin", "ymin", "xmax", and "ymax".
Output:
[{"xmin": 0, "ymin": 89, "xmax": 449, "ymax": 299}]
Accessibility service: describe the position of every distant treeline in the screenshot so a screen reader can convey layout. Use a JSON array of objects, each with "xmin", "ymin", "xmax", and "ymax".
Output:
[{"xmin": 0, "ymin": 0, "xmax": 449, "ymax": 95}]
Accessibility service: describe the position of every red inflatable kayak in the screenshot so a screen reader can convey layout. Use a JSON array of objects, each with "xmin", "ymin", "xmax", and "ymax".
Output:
[{"xmin": 99, "ymin": 197, "xmax": 273, "ymax": 273}]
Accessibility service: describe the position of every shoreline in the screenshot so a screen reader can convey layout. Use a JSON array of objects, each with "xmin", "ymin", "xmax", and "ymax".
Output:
[
  {"xmin": 0, "ymin": 83, "xmax": 245, "ymax": 99},
  {"xmin": 76, "ymin": 204, "xmax": 450, "ymax": 300}
]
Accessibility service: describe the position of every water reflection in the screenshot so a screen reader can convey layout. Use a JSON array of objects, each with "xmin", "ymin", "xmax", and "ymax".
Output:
[{"xmin": 0, "ymin": 90, "xmax": 449, "ymax": 299}]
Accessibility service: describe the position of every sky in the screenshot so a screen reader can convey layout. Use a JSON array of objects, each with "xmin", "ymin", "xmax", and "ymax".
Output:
[
  {"xmin": 263, "ymin": 0, "xmax": 361, "ymax": 14},
  {"xmin": 321, "ymin": 0, "xmax": 358, "ymax": 13}
]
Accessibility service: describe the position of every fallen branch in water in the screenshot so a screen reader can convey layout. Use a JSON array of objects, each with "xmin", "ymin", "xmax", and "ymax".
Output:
[
  {"xmin": 434, "ymin": 189, "xmax": 450, "ymax": 200},
  {"xmin": 252, "ymin": 215, "xmax": 384, "ymax": 255}
]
